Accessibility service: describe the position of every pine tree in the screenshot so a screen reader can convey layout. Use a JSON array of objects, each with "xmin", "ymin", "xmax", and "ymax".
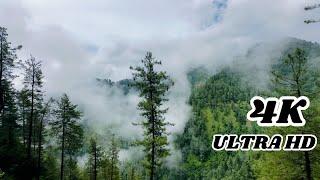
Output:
[
  {"xmin": 0, "ymin": 27, "xmax": 20, "ymax": 143},
  {"xmin": 88, "ymin": 137, "xmax": 103, "ymax": 180},
  {"xmin": 50, "ymin": 94, "xmax": 83, "ymax": 180},
  {"xmin": 272, "ymin": 48, "xmax": 310, "ymax": 97},
  {"xmin": 130, "ymin": 52, "xmax": 174, "ymax": 180},
  {"xmin": 108, "ymin": 134, "xmax": 120, "ymax": 180},
  {"xmin": 36, "ymin": 99, "xmax": 53, "ymax": 179},
  {"xmin": 0, "ymin": 27, "xmax": 21, "ymax": 114},
  {"xmin": 121, "ymin": 162, "xmax": 141, "ymax": 180},
  {"xmin": 0, "ymin": 26, "xmax": 23, "ymax": 179},
  {"xmin": 17, "ymin": 89, "xmax": 29, "ymax": 147},
  {"xmin": 22, "ymin": 55, "xmax": 44, "ymax": 178},
  {"xmin": 0, "ymin": 79, "xmax": 21, "ymax": 175},
  {"xmin": 269, "ymin": 48, "xmax": 320, "ymax": 180},
  {"xmin": 99, "ymin": 154, "xmax": 111, "ymax": 180}
]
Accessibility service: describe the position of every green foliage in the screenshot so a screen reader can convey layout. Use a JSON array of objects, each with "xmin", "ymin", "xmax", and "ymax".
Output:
[
  {"xmin": 82, "ymin": 134, "xmax": 121, "ymax": 180},
  {"xmin": 0, "ymin": 169, "xmax": 4, "ymax": 178},
  {"xmin": 96, "ymin": 78, "xmax": 134, "ymax": 95},
  {"xmin": 41, "ymin": 145, "xmax": 60, "ymax": 180},
  {"xmin": 121, "ymin": 161, "xmax": 143, "ymax": 180},
  {"xmin": 107, "ymin": 135, "xmax": 120, "ymax": 180},
  {"xmin": 88, "ymin": 137, "xmax": 103, "ymax": 180},
  {"xmin": 0, "ymin": 26, "xmax": 27, "ymax": 179},
  {"xmin": 177, "ymin": 69, "xmax": 257, "ymax": 179},
  {"xmin": 254, "ymin": 48, "xmax": 320, "ymax": 180},
  {"xmin": 0, "ymin": 26, "xmax": 21, "ymax": 113},
  {"xmin": 187, "ymin": 67, "xmax": 209, "ymax": 87},
  {"xmin": 21, "ymin": 55, "xmax": 45, "ymax": 179},
  {"xmin": 0, "ymin": 27, "xmax": 85, "ymax": 179},
  {"xmin": 130, "ymin": 52, "xmax": 174, "ymax": 179},
  {"xmin": 2, "ymin": 25, "xmax": 320, "ymax": 180},
  {"xmin": 50, "ymin": 93, "xmax": 84, "ymax": 180},
  {"xmin": 271, "ymin": 48, "xmax": 315, "ymax": 96}
]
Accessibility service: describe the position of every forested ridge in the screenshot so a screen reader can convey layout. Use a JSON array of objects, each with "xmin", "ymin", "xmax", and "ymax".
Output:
[
  {"xmin": 1, "ymin": 25, "xmax": 320, "ymax": 180},
  {"xmin": 176, "ymin": 38, "xmax": 320, "ymax": 180}
]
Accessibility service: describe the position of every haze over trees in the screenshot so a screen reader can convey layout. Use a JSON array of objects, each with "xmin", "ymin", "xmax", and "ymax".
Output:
[
  {"xmin": 0, "ymin": 25, "xmax": 320, "ymax": 180},
  {"xmin": 0, "ymin": 27, "xmax": 123, "ymax": 179}
]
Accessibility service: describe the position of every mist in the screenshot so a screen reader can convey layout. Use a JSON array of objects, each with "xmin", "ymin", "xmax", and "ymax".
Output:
[{"xmin": 1, "ymin": 0, "xmax": 320, "ymax": 165}]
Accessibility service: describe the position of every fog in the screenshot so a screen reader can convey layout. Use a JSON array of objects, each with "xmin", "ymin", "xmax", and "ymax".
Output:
[{"xmin": 1, "ymin": 0, "xmax": 320, "ymax": 164}]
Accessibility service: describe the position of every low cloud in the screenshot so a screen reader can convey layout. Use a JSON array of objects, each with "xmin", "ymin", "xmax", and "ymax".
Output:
[{"xmin": 1, "ymin": 0, "xmax": 320, "ymax": 164}]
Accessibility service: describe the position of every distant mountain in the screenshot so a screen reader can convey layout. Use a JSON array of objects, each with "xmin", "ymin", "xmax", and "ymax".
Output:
[
  {"xmin": 96, "ymin": 78, "xmax": 134, "ymax": 95},
  {"xmin": 187, "ymin": 38, "xmax": 320, "ymax": 89}
]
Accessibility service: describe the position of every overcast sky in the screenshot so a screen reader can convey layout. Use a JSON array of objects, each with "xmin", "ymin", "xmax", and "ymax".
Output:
[
  {"xmin": 1, "ymin": 0, "xmax": 320, "ymax": 82},
  {"xmin": 1, "ymin": 0, "xmax": 320, "ymax": 144}
]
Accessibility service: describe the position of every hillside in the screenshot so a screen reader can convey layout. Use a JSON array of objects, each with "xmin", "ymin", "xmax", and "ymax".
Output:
[{"xmin": 175, "ymin": 38, "xmax": 320, "ymax": 179}]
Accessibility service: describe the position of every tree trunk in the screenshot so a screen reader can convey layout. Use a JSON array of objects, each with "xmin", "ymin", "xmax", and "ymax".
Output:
[
  {"xmin": 297, "ymin": 84, "xmax": 312, "ymax": 180},
  {"xmin": 111, "ymin": 156, "xmax": 114, "ymax": 180},
  {"xmin": 60, "ymin": 108, "xmax": 66, "ymax": 180},
  {"xmin": 22, "ymin": 105, "xmax": 26, "ymax": 147},
  {"xmin": 149, "ymin": 76, "xmax": 155, "ymax": 180},
  {"xmin": 131, "ymin": 167, "xmax": 135, "ymax": 180},
  {"xmin": 33, "ymin": 121, "xmax": 37, "ymax": 155},
  {"xmin": 36, "ymin": 116, "xmax": 44, "ymax": 180},
  {"xmin": 151, "ymin": 121, "xmax": 155, "ymax": 180},
  {"xmin": 27, "ymin": 65, "xmax": 35, "ymax": 161},
  {"xmin": 94, "ymin": 144, "xmax": 97, "ymax": 180},
  {"xmin": 0, "ymin": 34, "xmax": 4, "ymax": 115},
  {"xmin": 304, "ymin": 151, "xmax": 312, "ymax": 180}
]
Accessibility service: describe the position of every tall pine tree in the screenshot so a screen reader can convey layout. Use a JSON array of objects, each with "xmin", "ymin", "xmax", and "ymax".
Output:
[
  {"xmin": 0, "ymin": 27, "xmax": 21, "ymax": 114},
  {"xmin": 22, "ymin": 55, "xmax": 44, "ymax": 176},
  {"xmin": 0, "ymin": 26, "xmax": 23, "ymax": 179},
  {"xmin": 130, "ymin": 52, "xmax": 173, "ymax": 180},
  {"xmin": 88, "ymin": 137, "xmax": 103, "ymax": 180},
  {"xmin": 50, "ymin": 94, "xmax": 83, "ymax": 180},
  {"xmin": 108, "ymin": 134, "xmax": 120, "ymax": 180},
  {"xmin": 36, "ymin": 99, "xmax": 53, "ymax": 179}
]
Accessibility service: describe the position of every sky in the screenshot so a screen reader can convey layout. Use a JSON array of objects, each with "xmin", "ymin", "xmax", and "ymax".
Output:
[
  {"xmin": 1, "ymin": 0, "xmax": 320, "ymax": 162},
  {"xmin": 1, "ymin": 0, "xmax": 320, "ymax": 81}
]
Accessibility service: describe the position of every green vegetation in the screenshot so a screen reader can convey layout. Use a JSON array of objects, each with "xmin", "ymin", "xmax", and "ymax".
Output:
[
  {"xmin": 0, "ymin": 27, "xmax": 123, "ymax": 180},
  {"xmin": 130, "ymin": 52, "xmax": 174, "ymax": 180},
  {"xmin": 177, "ymin": 69, "xmax": 257, "ymax": 179},
  {"xmin": 1, "ymin": 26, "xmax": 320, "ymax": 180}
]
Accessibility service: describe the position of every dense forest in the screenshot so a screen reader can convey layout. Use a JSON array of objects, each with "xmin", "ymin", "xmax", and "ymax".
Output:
[{"xmin": 1, "ymin": 25, "xmax": 320, "ymax": 180}]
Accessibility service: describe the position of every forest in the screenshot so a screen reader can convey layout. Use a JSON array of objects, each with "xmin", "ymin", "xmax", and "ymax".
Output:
[{"xmin": 1, "ymin": 24, "xmax": 320, "ymax": 180}]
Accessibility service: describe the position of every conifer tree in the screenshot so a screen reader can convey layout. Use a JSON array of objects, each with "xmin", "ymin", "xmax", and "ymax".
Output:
[
  {"xmin": 0, "ymin": 26, "xmax": 23, "ymax": 179},
  {"xmin": 0, "ymin": 78, "xmax": 21, "ymax": 174},
  {"xmin": 0, "ymin": 27, "xmax": 21, "ymax": 114},
  {"xmin": 269, "ymin": 48, "xmax": 320, "ymax": 180},
  {"xmin": 22, "ymin": 55, "xmax": 44, "ymax": 176},
  {"xmin": 99, "ymin": 154, "xmax": 110, "ymax": 180},
  {"xmin": 88, "ymin": 137, "xmax": 103, "ymax": 180},
  {"xmin": 36, "ymin": 99, "xmax": 53, "ymax": 179},
  {"xmin": 17, "ymin": 89, "xmax": 29, "ymax": 147},
  {"xmin": 108, "ymin": 134, "xmax": 120, "ymax": 180},
  {"xmin": 130, "ymin": 52, "xmax": 174, "ymax": 180},
  {"xmin": 50, "ymin": 94, "xmax": 83, "ymax": 180}
]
